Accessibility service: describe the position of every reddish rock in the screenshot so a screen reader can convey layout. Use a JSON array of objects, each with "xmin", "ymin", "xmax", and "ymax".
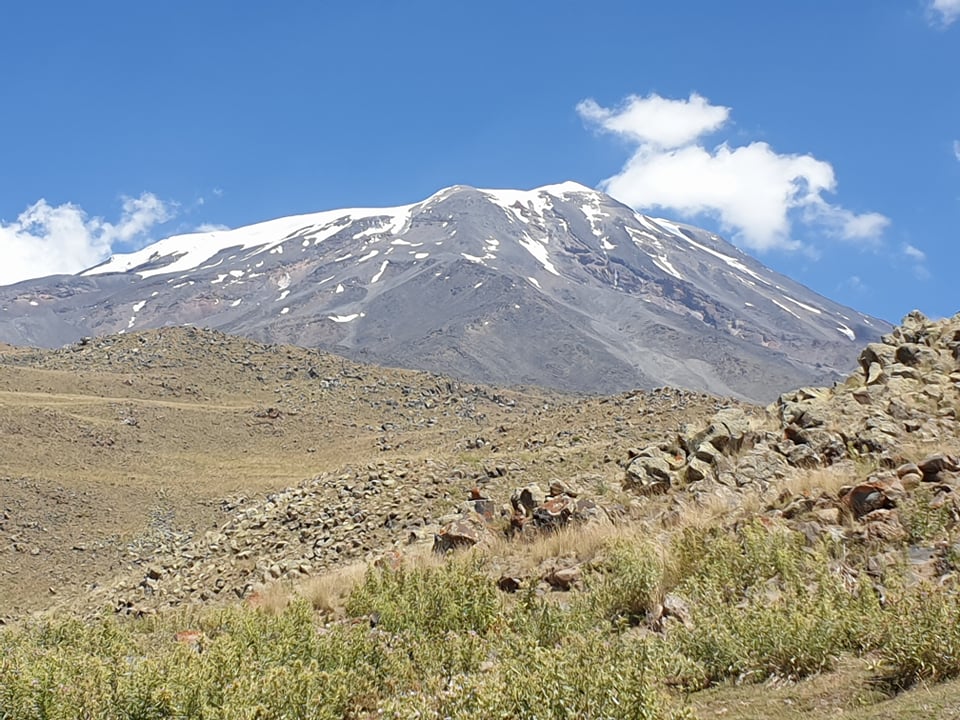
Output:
[
  {"xmin": 532, "ymin": 496, "xmax": 575, "ymax": 529},
  {"xmin": 841, "ymin": 477, "xmax": 903, "ymax": 519},
  {"xmin": 919, "ymin": 454, "xmax": 960, "ymax": 481}
]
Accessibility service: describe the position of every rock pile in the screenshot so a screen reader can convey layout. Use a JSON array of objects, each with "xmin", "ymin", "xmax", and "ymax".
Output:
[
  {"xmin": 431, "ymin": 479, "xmax": 614, "ymax": 554},
  {"xmin": 622, "ymin": 311, "xmax": 960, "ymax": 504},
  {"xmin": 88, "ymin": 459, "xmax": 459, "ymax": 616}
]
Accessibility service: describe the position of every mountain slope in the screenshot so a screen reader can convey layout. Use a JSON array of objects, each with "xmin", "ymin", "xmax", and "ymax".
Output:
[{"xmin": 0, "ymin": 182, "xmax": 891, "ymax": 401}]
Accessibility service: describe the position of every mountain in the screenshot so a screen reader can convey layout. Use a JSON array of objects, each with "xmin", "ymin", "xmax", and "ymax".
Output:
[{"xmin": 0, "ymin": 182, "xmax": 891, "ymax": 402}]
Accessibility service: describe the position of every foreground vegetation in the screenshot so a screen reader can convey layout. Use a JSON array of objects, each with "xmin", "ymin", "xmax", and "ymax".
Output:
[{"xmin": 3, "ymin": 517, "xmax": 960, "ymax": 719}]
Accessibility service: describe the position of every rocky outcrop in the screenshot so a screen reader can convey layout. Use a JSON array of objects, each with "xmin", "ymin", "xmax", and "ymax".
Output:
[
  {"xmin": 622, "ymin": 311, "xmax": 960, "ymax": 504},
  {"xmin": 616, "ymin": 311, "xmax": 960, "ymax": 593}
]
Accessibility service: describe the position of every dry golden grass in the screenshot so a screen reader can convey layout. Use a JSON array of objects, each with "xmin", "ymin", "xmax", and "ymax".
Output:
[
  {"xmin": 775, "ymin": 463, "xmax": 861, "ymax": 498},
  {"xmin": 485, "ymin": 522, "xmax": 635, "ymax": 571},
  {"xmin": 296, "ymin": 562, "xmax": 369, "ymax": 615}
]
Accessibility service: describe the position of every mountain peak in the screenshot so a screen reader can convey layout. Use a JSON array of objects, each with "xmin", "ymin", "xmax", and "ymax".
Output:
[{"xmin": 0, "ymin": 184, "xmax": 892, "ymax": 402}]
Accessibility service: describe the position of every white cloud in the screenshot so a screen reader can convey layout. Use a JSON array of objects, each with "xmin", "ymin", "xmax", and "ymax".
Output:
[
  {"xmin": 578, "ymin": 92, "xmax": 889, "ymax": 252},
  {"xmin": 844, "ymin": 275, "xmax": 866, "ymax": 292},
  {"xmin": 903, "ymin": 243, "xmax": 927, "ymax": 262},
  {"xmin": 903, "ymin": 243, "xmax": 931, "ymax": 280},
  {"xmin": 0, "ymin": 193, "xmax": 174, "ymax": 286},
  {"xmin": 953, "ymin": 140, "xmax": 960, "ymax": 161},
  {"xmin": 194, "ymin": 222, "xmax": 230, "ymax": 232},
  {"xmin": 576, "ymin": 93, "xmax": 729, "ymax": 149},
  {"xmin": 929, "ymin": 0, "xmax": 960, "ymax": 26}
]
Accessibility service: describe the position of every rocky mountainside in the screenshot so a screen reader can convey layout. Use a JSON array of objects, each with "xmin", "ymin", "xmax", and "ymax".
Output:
[
  {"xmin": 1, "ymin": 311, "xmax": 955, "ymax": 622},
  {"xmin": 0, "ymin": 182, "xmax": 890, "ymax": 402}
]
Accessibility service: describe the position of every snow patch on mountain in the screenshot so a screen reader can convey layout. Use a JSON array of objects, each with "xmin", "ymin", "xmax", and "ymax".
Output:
[
  {"xmin": 781, "ymin": 295, "xmax": 823, "ymax": 315},
  {"xmin": 84, "ymin": 204, "xmax": 414, "ymax": 279},
  {"xmin": 771, "ymin": 299, "xmax": 801, "ymax": 319},
  {"xmin": 328, "ymin": 313, "xmax": 363, "ymax": 323},
  {"xmin": 371, "ymin": 260, "xmax": 389, "ymax": 283},
  {"xmin": 836, "ymin": 323, "xmax": 856, "ymax": 341},
  {"xmin": 518, "ymin": 234, "xmax": 559, "ymax": 276},
  {"xmin": 652, "ymin": 255, "xmax": 683, "ymax": 280}
]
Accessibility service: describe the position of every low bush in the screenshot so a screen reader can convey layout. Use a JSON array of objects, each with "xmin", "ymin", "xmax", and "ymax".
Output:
[
  {"xmin": 345, "ymin": 555, "xmax": 502, "ymax": 636},
  {"xmin": 875, "ymin": 580, "xmax": 960, "ymax": 689},
  {"xmin": 666, "ymin": 521, "xmax": 883, "ymax": 687},
  {"xmin": 6, "ymin": 515, "xmax": 960, "ymax": 717},
  {"xmin": 585, "ymin": 539, "xmax": 665, "ymax": 625}
]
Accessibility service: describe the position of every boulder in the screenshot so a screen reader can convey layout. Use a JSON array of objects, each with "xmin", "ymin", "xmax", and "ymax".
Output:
[
  {"xmin": 918, "ymin": 453, "xmax": 960, "ymax": 481},
  {"xmin": 624, "ymin": 450, "xmax": 673, "ymax": 495},
  {"xmin": 544, "ymin": 566, "xmax": 581, "ymax": 591},
  {"xmin": 684, "ymin": 408, "xmax": 754, "ymax": 456},
  {"xmin": 841, "ymin": 477, "xmax": 903, "ymax": 519},
  {"xmin": 859, "ymin": 343, "xmax": 897, "ymax": 374},
  {"xmin": 510, "ymin": 484, "xmax": 545, "ymax": 516},
  {"xmin": 433, "ymin": 516, "xmax": 491, "ymax": 553},
  {"xmin": 548, "ymin": 479, "xmax": 577, "ymax": 498},
  {"xmin": 532, "ymin": 496, "xmax": 576, "ymax": 530}
]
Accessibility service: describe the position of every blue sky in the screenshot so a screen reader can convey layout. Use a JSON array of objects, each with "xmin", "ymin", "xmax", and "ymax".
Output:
[{"xmin": 1, "ymin": 1, "xmax": 957, "ymax": 323}]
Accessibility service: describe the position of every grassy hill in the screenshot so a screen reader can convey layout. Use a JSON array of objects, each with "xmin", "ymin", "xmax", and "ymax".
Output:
[{"xmin": 1, "ymin": 313, "xmax": 959, "ymax": 718}]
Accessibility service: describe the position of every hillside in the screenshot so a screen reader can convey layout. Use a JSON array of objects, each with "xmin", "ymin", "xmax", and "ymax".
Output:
[
  {"xmin": 0, "ymin": 325, "xmax": 729, "ymax": 617},
  {"xmin": 1, "ymin": 310, "xmax": 959, "ymax": 718}
]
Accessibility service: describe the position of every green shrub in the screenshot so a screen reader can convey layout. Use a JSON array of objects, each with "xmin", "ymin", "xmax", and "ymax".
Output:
[
  {"xmin": 586, "ymin": 539, "xmax": 664, "ymax": 625},
  {"xmin": 875, "ymin": 581, "xmax": 960, "ymax": 689},
  {"xmin": 666, "ymin": 521, "xmax": 883, "ymax": 687},
  {"xmin": 381, "ymin": 629, "xmax": 691, "ymax": 720},
  {"xmin": 899, "ymin": 485, "xmax": 958, "ymax": 544},
  {"xmin": 345, "ymin": 556, "xmax": 502, "ymax": 637},
  {"xmin": 0, "ymin": 603, "xmax": 397, "ymax": 719}
]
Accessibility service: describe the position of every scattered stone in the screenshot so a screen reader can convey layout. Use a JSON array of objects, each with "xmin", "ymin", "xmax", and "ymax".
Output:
[
  {"xmin": 498, "ymin": 575, "xmax": 522, "ymax": 593},
  {"xmin": 841, "ymin": 479, "xmax": 901, "ymax": 519},
  {"xmin": 544, "ymin": 566, "xmax": 580, "ymax": 591},
  {"xmin": 548, "ymin": 479, "xmax": 577, "ymax": 498}
]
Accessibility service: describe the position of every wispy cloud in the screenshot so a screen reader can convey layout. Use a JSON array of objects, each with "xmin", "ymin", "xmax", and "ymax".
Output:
[
  {"xmin": 578, "ymin": 92, "xmax": 889, "ymax": 253},
  {"xmin": 194, "ymin": 222, "xmax": 230, "ymax": 233},
  {"xmin": 903, "ymin": 243, "xmax": 931, "ymax": 279},
  {"xmin": 0, "ymin": 193, "xmax": 174, "ymax": 286},
  {"xmin": 844, "ymin": 275, "xmax": 867, "ymax": 293},
  {"xmin": 929, "ymin": 0, "xmax": 960, "ymax": 26},
  {"xmin": 953, "ymin": 139, "xmax": 960, "ymax": 161},
  {"xmin": 903, "ymin": 243, "xmax": 927, "ymax": 262}
]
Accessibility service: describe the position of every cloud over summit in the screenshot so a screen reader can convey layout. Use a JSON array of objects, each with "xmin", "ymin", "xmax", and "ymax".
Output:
[{"xmin": 578, "ymin": 93, "xmax": 889, "ymax": 253}]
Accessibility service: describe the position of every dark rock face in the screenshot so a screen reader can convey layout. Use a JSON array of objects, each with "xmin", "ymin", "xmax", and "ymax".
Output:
[{"xmin": 0, "ymin": 183, "xmax": 890, "ymax": 402}]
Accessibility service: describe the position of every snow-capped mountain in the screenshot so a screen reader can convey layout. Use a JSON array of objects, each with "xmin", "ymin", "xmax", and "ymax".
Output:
[{"xmin": 0, "ymin": 182, "xmax": 891, "ymax": 401}]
